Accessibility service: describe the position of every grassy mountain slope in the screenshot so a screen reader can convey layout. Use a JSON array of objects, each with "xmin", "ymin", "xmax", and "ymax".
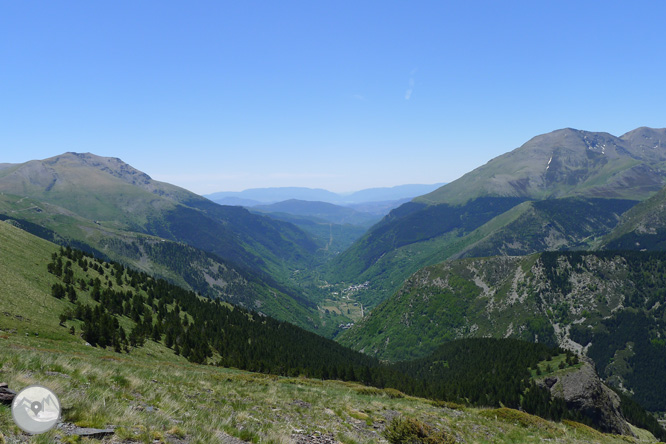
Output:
[
  {"xmin": 329, "ymin": 197, "xmax": 637, "ymax": 309},
  {"xmin": 455, "ymin": 198, "xmax": 638, "ymax": 259},
  {"xmin": 0, "ymin": 193, "xmax": 326, "ymax": 332},
  {"xmin": 5, "ymin": 344, "xmax": 658, "ymax": 444},
  {"xmin": 329, "ymin": 127, "xmax": 665, "ymax": 308},
  {"xmin": 0, "ymin": 153, "xmax": 317, "ymax": 276},
  {"xmin": 0, "ymin": 220, "xmax": 384, "ymax": 374},
  {"xmin": 340, "ymin": 251, "xmax": 666, "ymax": 412},
  {"xmin": 417, "ymin": 127, "xmax": 666, "ymax": 205},
  {"xmin": 0, "ymin": 222, "xmax": 661, "ymax": 443},
  {"xmin": 602, "ymin": 183, "xmax": 666, "ymax": 250},
  {"xmin": 0, "ymin": 153, "xmax": 342, "ymax": 331}
]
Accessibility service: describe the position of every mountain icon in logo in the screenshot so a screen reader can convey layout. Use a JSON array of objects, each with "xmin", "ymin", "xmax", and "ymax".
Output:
[{"xmin": 11, "ymin": 385, "xmax": 61, "ymax": 434}]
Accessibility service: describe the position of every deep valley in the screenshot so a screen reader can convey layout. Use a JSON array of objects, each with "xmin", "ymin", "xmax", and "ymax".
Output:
[{"xmin": 3, "ymin": 127, "xmax": 666, "ymax": 443}]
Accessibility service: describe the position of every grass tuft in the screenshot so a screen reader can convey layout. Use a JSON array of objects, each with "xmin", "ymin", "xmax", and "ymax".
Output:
[
  {"xmin": 563, "ymin": 419, "xmax": 605, "ymax": 438},
  {"xmin": 479, "ymin": 407, "xmax": 556, "ymax": 431},
  {"xmin": 383, "ymin": 416, "xmax": 455, "ymax": 444},
  {"xmin": 429, "ymin": 399, "xmax": 466, "ymax": 410}
]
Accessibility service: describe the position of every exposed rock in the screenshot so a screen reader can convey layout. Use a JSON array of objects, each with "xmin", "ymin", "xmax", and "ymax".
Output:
[
  {"xmin": 214, "ymin": 431, "xmax": 247, "ymax": 444},
  {"xmin": 292, "ymin": 432, "xmax": 338, "ymax": 444},
  {"xmin": 0, "ymin": 383, "xmax": 16, "ymax": 405},
  {"xmin": 45, "ymin": 371, "xmax": 71, "ymax": 379},
  {"xmin": 537, "ymin": 360, "xmax": 634, "ymax": 436},
  {"xmin": 57, "ymin": 422, "xmax": 115, "ymax": 439},
  {"xmin": 71, "ymin": 427, "xmax": 115, "ymax": 439}
]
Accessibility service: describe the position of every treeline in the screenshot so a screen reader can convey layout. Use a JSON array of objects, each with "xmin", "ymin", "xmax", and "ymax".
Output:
[{"xmin": 47, "ymin": 246, "xmax": 665, "ymax": 437}]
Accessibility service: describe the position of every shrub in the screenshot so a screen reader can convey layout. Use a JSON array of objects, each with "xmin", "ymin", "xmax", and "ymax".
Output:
[
  {"xmin": 382, "ymin": 417, "xmax": 455, "ymax": 444},
  {"xmin": 479, "ymin": 408, "xmax": 555, "ymax": 431},
  {"xmin": 562, "ymin": 419, "xmax": 604, "ymax": 438},
  {"xmin": 355, "ymin": 386, "xmax": 383, "ymax": 396},
  {"xmin": 383, "ymin": 388, "xmax": 406, "ymax": 398},
  {"xmin": 430, "ymin": 399, "xmax": 466, "ymax": 410}
]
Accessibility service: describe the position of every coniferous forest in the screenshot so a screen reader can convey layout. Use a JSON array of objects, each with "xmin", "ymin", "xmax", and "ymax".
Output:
[{"xmin": 45, "ymin": 245, "xmax": 666, "ymax": 438}]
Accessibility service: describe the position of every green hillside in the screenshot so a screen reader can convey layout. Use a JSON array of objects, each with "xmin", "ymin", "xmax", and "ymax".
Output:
[
  {"xmin": 2, "ymin": 221, "xmax": 663, "ymax": 442},
  {"xmin": 0, "ymin": 153, "xmax": 317, "ymax": 277},
  {"xmin": 417, "ymin": 127, "xmax": 666, "ymax": 205},
  {"xmin": 328, "ymin": 197, "xmax": 527, "ymax": 307},
  {"xmin": 603, "ymin": 184, "xmax": 666, "ymax": 250},
  {"xmin": 328, "ymin": 197, "xmax": 637, "ymax": 309},
  {"xmin": 328, "ymin": 127, "xmax": 666, "ymax": 310},
  {"xmin": 0, "ymin": 193, "xmax": 329, "ymax": 333},
  {"xmin": 0, "ymin": 220, "xmax": 368, "ymax": 373},
  {"xmin": 456, "ymin": 198, "xmax": 638, "ymax": 258},
  {"xmin": 4, "ymin": 343, "xmax": 658, "ymax": 444},
  {"xmin": 340, "ymin": 251, "xmax": 666, "ymax": 412},
  {"xmin": 0, "ymin": 153, "xmax": 356, "ymax": 332}
]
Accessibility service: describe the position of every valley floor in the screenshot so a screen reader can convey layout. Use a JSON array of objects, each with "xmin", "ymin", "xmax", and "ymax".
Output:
[{"xmin": 0, "ymin": 334, "xmax": 660, "ymax": 444}]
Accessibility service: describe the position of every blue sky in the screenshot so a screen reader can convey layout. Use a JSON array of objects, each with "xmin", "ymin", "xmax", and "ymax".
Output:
[{"xmin": 2, "ymin": 1, "xmax": 666, "ymax": 194}]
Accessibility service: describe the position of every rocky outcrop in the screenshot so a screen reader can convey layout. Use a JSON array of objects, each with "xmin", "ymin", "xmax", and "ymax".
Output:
[
  {"xmin": 537, "ymin": 361, "xmax": 634, "ymax": 436},
  {"xmin": 56, "ymin": 423, "xmax": 116, "ymax": 439},
  {"xmin": 0, "ymin": 382, "xmax": 16, "ymax": 405}
]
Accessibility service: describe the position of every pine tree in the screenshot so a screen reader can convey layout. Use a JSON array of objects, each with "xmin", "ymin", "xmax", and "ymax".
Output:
[
  {"xmin": 67, "ymin": 285, "xmax": 77, "ymax": 303},
  {"xmin": 51, "ymin": 283, "xmax": 66, "ymax": 299}
]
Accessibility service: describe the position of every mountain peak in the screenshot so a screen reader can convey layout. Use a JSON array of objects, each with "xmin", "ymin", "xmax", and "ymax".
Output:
[
  {"xmin": 416, "ymin": 126, "xmax": 666, "ymax": 205},
  {"xmin": 619, "ymin": 127, "xmax": 666, "ymax": 163},
  {"xmin": 0, "ymin": 152, "xmax": 199, "ymax": 224},
  {"xmin": 43, "ymin": 152, "xmax": 154, "ymax": 185}
]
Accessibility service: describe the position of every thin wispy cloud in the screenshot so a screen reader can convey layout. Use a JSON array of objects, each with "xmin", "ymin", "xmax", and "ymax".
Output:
[
  {"xmin": 405, "ymin": 79, "xmax": 414, "ymax": 100},
  {"xmin": 405, "ymin": 69, "xmax": 417, "ymax": 100}
]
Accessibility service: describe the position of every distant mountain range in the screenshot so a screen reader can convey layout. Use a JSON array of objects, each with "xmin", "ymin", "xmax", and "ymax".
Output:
[
  {"xmin": 205, "ymin": 183, "xmax": 446, "ymax": 206},
  {"xmin": 251, "ymin": 199, "xmax": 381, "ymax": 227},
  {"xmin": 204, "ymin": 185, "xmax": 445, "ymax": 255}
]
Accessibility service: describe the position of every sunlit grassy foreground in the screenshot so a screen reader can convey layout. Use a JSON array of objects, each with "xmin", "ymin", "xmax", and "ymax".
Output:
[{"xmin": 0, "ymin": 333, "xmax": 659, "ymax": 444}]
